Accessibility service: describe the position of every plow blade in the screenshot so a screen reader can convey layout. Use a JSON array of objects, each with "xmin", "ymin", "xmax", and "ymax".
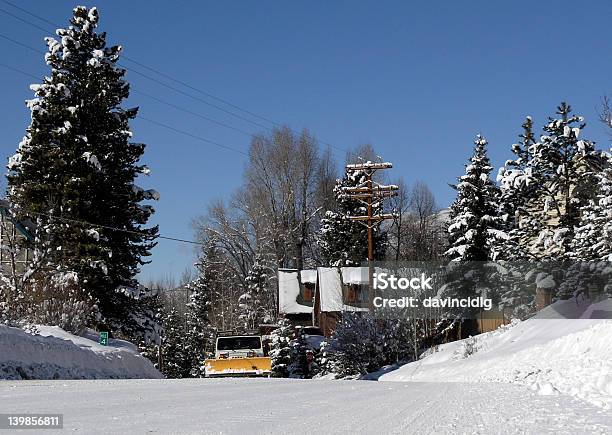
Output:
[{"xmin": 204, "ymin": 357, "xmax": 272, "ymax": 378}]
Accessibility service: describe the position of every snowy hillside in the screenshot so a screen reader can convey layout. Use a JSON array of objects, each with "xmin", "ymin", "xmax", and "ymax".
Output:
[
  {"xmin": 0, "ymin": 325, "xmax": 162, "ymax": 380},
  {"xmin": 380, "ymin": 298, "xmax": 612, "ymax": 410}
]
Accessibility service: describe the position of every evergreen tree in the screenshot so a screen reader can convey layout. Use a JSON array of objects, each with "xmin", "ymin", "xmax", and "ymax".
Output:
[
  {"xmin": 445, "ymin": 135, "xmax": 502, "ymax": 262},
  {"xmin": 515, "ymin": 103, "xmax": 598, "ymax": 259},
  {"xmin": 496, "ymin": 117, "xmax": 538, "ymax": 260},
  {"xmin": 443, "ymin": 136, "xmax": 503, "ymax": 333},
  {"xmin": 190, "ymin": 241, "xmax": 242, "ymax": 331},
  {"xmin": 160, "ymin": 306, "xmax": 191, "ymax": 379},
  {"xmin": 136, "ymin": 287, "xmax": 164, "ymax": 368},
  {"xmin": 560, "ymin": 153, "xmax": 612, "ymax": 301},
  {"xmin": 318, "ymin": 170, "xmax": 387, "ymax": 266},
  {"xmin": 495, "ymin": 106, "xmax": 603, "ymax": 309},
  {"xmin": 6, "ymin": 6, "xmax": 158, "ymax": 335},
  {"xmin": 495, "ymin": 119, "xmax": 542, "ymax": 316},
  {"xmin": 571, "ymin": 153, "xmax": 612, "ymax": 261},
  {"xmin": 531, "ymin": 103, "xmax": 598, "ymax": 258},
  {"xmin": 318, "ymin": 314, "xmax": 412, "ymax": 379},
  {"xmin": 269, "ymin": 318, "xmax": 294, "ymax": 377},
  {"xmin": 237, "ymin": 255, "xmax": 273, "ymax": 330},
  {"xmin": 289, "ymin": 327, "xmax": 312, "ymax": 379},
  {"xmin": 184, "ymin": 266, "xmax": 215, "ymax": 377}
]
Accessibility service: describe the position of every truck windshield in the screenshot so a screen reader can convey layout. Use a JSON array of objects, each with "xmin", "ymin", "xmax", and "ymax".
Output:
[{"xmin": 217, "ymin": 336, "xmax": 262, "ymax": 351}]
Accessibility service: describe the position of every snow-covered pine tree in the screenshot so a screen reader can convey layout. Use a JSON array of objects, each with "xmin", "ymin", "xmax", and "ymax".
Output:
[
  {"xmin": 445, "ymin": 135, "xmax": 502, "ymax": 262},
  {"xmin": 523, "ymin": 103, "xmax": 599, "ymax": 259},
  {"xmin": 442, "ymin": 136, "xmax": 503, "ymax": 334},
  {"xmin": 237, "ymin": 255, "xmax": 273, "ymax": 330},
  {"xmin": 288, "ymin": 327, "xmax": 313, "ymax": 379},
  {"xmin": 190, "ymin": 240, "xmax": 245, "ymax": 331},
  {"xmin": 184, "ymin": 264, "xmax": 215, "ymax": 377},
  {"xmin": 6, "ymin": 6, "xmax": 158, "ymax": 335},
  {"xmin": 160, "ymin": 306, "xmax": 191, "ymax": 379},
  {"xmin": 496, "ymin": 117, "xmax": 539, "ymax": 261},
  {"xmin": 560, "ymin": 152, "xmax": 612, "ymax": 300},
  {"xmin": 494, "ymin": 118, "xmax": 543, "ymax": 316},
  {"xmin": 318, "ymin": 313, "xmax": 387, "ymax": 379},
  {"xmin": 318, "ymin": 170, "xmax": 387, "ymax": 266},
  {"xmin": 269, "ymin": 318, "xmax": 294, "ymax": 377},
  {"xmin": 136, "ymin": 287, "xmax": 164, "ymax": 368},
  {"xmin": 571, "ymin": 152, "xmax": 612, "ymax": 261}
]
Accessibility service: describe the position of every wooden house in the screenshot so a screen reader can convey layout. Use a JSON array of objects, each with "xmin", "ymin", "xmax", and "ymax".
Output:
[
  {"xmin": 277, "ymin": 268, "xmax": 316, "ymax": 326},
  {"xmin": 313, "ymin": 267, "xmax": 369, "ymax": 337}
]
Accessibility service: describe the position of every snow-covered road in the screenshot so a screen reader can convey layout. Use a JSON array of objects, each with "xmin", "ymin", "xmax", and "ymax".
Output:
[{"xmin": 1, "ymin": 378, "xmax": 610, "ymax": 434}]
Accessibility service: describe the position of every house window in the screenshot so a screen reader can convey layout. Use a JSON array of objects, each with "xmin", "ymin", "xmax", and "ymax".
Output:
[
  {"xmin": 344, "ymin": 284, "xmax": 365, "ymax": 304},
  {"xmin": 303, "ymin": 283, "xmax": 315, "ymax": 302}
]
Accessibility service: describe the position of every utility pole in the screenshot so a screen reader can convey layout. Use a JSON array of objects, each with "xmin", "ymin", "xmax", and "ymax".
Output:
[{"xmin": 343, "ymin": 161, "xmax": 398, "ymax": 309}]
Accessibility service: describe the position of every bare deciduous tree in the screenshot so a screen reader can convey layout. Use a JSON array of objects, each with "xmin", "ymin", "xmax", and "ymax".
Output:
[{"xmin": 191, "ymin": 126, "xmax": 338, "ymax": 329}]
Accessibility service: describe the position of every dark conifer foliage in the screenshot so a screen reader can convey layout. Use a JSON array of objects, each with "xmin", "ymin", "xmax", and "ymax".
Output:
[{"xmin": 6, "ymin": 6, "xmax": 158, "ymax": 334}]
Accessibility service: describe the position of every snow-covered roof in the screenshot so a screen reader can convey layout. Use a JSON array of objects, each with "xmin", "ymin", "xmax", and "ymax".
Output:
[
  {"xmin": 278, "ymin": 269, "xmax": 313, "ymax": 315},
  {"xmin": 317, "ymin": 267, "xmax": 369, "ymax": 313},
  {"xmin": 301, "ymin": 269, "xmax": 317, "ymax": 284},
  {"xmin": 341, "ymin": 267, "xmax": 368, "ymax": 284}
]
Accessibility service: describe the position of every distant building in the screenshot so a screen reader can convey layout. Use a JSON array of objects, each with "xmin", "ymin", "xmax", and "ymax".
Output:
[
  {"xmin": 0, "ymin": 199, "xmax": 34, "ymax": 277},
  {"xmin": 278, "ymin": 267, "xmax": 370, "ymax": 336}
]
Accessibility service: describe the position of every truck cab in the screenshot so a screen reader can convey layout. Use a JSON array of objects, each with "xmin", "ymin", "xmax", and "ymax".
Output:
[{"xmin": 214, "ymin": 335, "xmax": 265, "ymax": 359}]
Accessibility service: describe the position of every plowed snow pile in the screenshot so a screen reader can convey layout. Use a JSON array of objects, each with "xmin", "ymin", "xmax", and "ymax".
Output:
[
  {"xmin": 380, "ymin": 298, "xmax": 612, "ymax": 409},
  {"xmin": 0, "ymin": 325, "xmax": 162, "ymax": 380}
]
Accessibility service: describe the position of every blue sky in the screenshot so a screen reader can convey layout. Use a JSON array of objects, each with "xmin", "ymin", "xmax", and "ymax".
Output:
[{"xmin": 1, "ymin": 1, "xmax": 611, "ymax": 282}]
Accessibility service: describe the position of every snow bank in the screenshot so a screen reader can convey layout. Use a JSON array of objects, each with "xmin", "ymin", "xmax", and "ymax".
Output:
[
  {"xmin": 381, "ymin": 298, "xmax": 612, "ymax": 409},
  {"xmin": 0, "ymin": 325, "xmax": 162, "ymax": 380}
]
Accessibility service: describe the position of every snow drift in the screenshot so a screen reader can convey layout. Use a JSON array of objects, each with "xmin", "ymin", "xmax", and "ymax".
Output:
[
  {"xmin": 0, "ymin": 325, "xmax": 162, "ymax": 380},
  {"xmin": 380, "ymin": 298, "xmax": 612, "ymax": 409}
]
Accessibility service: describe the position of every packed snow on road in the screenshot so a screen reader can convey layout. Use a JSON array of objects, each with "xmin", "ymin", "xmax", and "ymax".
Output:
[{"xmin": 1, "ymin": 378, "xmax": 611, "ymax": 434}]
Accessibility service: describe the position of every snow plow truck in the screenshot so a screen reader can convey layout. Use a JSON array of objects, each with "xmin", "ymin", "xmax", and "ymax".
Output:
[{"xmin": 204, "ymin": 331, "xmax": 272, "ymax": 377}]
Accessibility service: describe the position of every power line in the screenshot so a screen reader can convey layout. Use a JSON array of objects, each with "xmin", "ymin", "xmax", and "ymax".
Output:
[
  {"xmin": 0, "ymin": 31, "xmax": 255, "ymax": 156},
  {"xmin": 0, "ymin": 0, "xmax": 349, "ymax": 155},
  {"xmin": 0, "ymin": 32, "xmax": 42, "ymax": 54},
  {"xmin": 0, "ymin": 57, "xmax": 256, "ymax": 141},
  {"xmin": 131, "ymin": 89, "xmax": 256, "ymax": 138},
  {"xmin": 0, "ymin": 0, "xmax": 58, "ymax": 29},
  {"xmin": 123, "ymin": 64, "xmax": 273, "ymax": 131},
  {"xmin": 136, "ymin": 115, "xmax": 248, "ymax": 156},
  {"xmin": 0, "ymin": 7, "xmax": 274, "ymax": 133},
  {"xmin": 0, "ymin": 5, "xmax": 50, "ymax": 34},
  {"xmin": 121, "ymin": 55, "xmax": 281, "ymax": 129},
  {"xmin": 0, "ymin": 6, "xmax": 272, "ymax": 132},
  {"xmin": 0, "ymin": 0, "xmax": 276, "ymax": 128},
  {"xmin": 0, "ymin": 36, "xmax": 250, "ymax": 156},
  {"xmin": 26, "ymin": 210, "xmax": 205, "ymax": 246},
  {"xmin": 0, "ymin": 62, "xmax": 39, "ymax": 80}
]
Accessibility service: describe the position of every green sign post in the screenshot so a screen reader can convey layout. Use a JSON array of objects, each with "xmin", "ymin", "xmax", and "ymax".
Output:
[{"xmin": 99, "ymin": 331, "xmax": 109, "ymax": 346}]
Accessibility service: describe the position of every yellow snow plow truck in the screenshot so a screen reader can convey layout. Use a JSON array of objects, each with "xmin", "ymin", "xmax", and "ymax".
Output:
[{"xmin": 204, "ymin": 333, "xmax": 272, "ymax": 377}]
